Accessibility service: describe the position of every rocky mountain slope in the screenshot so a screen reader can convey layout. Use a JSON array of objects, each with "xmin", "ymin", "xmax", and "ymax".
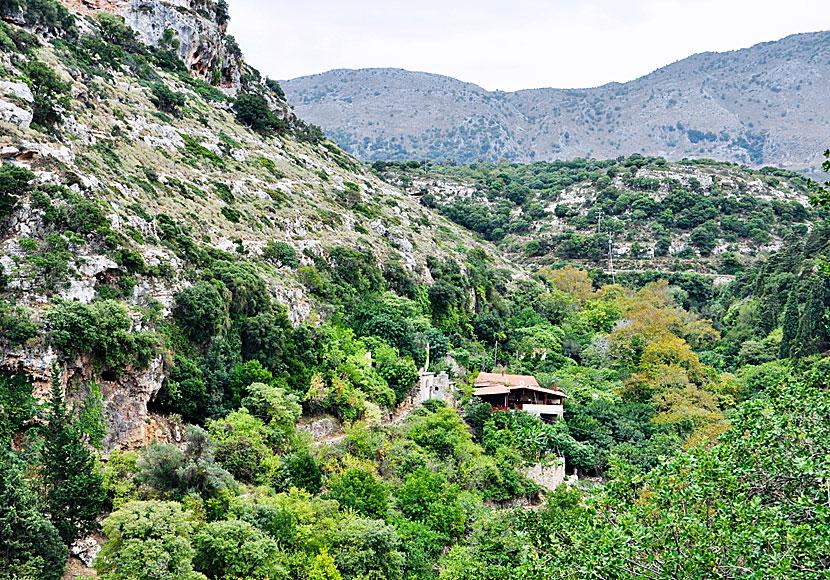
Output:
[
  {"xmin": 0, "ymin": 0, "xmax": 519, "ymax": 452},
  {"xmin": 374, "ymin": 156, "xmax": 817, "ymax": 281},
  {"xmin": 283, "ymin": 31, "xmax": 830, "ymax": 173}
]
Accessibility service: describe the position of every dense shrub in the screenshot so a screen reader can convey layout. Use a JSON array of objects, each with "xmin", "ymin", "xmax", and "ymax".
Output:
[
  {"xmin": 0, "ymin": 163, "xmax": 34, "ymax": 220},
  {"xmin": 27, "ymin": 60, "xmax": 71, "ymax": 128},
  {"xmin": 326, "ymin": 468, "xmax": 388, "ymax": 520},
  {"xmin": 175, "ymin": 281, "xmax": 229, "ymax": 343},
  {"xmin": 263, "ymin": 240, "xmax": 298, "ymax": 268},
  {"xmin": 233, "ymin": 92, "xmax": 286, "ymax": 135},
  {"xmin": 151, "ymin": 82, "xmax": 186, "ymax": 116},
  {"xmin": 96, "ymin": 501, "xmax": 205, "ymax": 580},
  {"xmin": 46, "ymin": 299, "xmax": 158, "ymax": 369},
  {"xmin": 210, "ymin": 260, "xmax": 270, "ymax": 317}
]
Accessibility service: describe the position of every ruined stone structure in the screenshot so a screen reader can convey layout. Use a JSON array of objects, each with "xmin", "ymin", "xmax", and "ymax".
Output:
[{"xmin": 418, "ymin": 369, "xmax": 453, "ymax": 405}]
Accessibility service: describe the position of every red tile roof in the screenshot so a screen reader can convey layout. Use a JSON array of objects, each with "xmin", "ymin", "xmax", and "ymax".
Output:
[{"xmin": 473, "ymin": 373, "xmax": 567, "ymax": 398}]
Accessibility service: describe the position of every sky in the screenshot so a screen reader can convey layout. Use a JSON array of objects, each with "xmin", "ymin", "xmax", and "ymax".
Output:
[{"xmin": 228, "ymin": 0, "xmax": 830, "ymax": 92}]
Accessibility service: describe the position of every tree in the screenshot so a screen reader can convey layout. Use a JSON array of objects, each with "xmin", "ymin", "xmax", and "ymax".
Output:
[
  {"xmin": 0, "ymin": 450, "xmax": 67, "ymax": 580},
  {"xmin": 539, "ymin": 265, "xmax": 595, "ymax": 303},
  {"xmin": 175, "ymin": 281, "xmax": 228, "ymax": 343},
  {"xmin": 793, "ymin": 273, "xmax": 830, "ymax": 358},
  {"xmin": 40, "ymin": 363, "xmax": 105, "ymax": 545},
  {"xmin": 779, "ymin": 290, "xmax": 800, "ymax": 359},
  {"xmin": 96, "ymin": 501, "xmax": 206, "ymax": 580},
  {"xmin": 0, "ymin": 163, "xmax": 34, "ymax": 220},
  {"xmin": 326, "ymin": 468, "xmax": 388, "ymax": 520},
  {"xmin": 192, "ymin": 519, "xmax": 285, "ymax": 580},
  {"xmin": 233, "ymin": 93, "xmax": 284, "ymax": 135}
]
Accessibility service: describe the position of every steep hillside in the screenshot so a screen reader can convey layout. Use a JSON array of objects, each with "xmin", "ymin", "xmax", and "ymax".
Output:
[
  {"xmin": 283, "ymin": 31, "xmax": 830, "ymax": 172},
  {"xmin": 0, "ymin": 0, "xmax": 520, "ymax": 452},
  {"xmin": 374, "ymin": 155, "xmax": 818, "ymax": 282}
]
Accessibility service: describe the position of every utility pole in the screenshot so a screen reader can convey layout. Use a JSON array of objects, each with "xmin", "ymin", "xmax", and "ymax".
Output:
[
  {"xmin": 493, "ymin": 342, "xmax": 498, "ymax": 372},
  {"xmin": 608, "ymin": 231, "xmax": 616, "ymax": 285}
]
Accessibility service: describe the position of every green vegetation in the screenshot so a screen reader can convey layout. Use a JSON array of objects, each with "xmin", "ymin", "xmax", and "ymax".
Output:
[
  {"xmin": 40, "ymin": 365, "xmax": 106, "ymax": 544},
  {"xmin": 376, "ymin": 156, "xmax": 815, "ymax": 270},
  {"xmin": 46, "ymin": 299, "xmax": 159, "ymax": 370},
  {"xmin": 233, "ymin": 92, "xmax": 287, "ymax": 136},
  {"xmin": 1, "ymin": 2, "xmax": 829, "ymax": 579}
]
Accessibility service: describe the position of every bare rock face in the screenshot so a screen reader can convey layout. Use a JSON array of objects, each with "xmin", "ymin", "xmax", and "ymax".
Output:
[
  {"xmin": 1, "ymin": 346, "xmax": 167, "ymax": 454},
  {"xmin": 0, "ymin": 99, "xmax": 33, "ymax": 130},
  {"xmin": 82, "ymin": 354, "xmax": 167, "ymax": 453},
  {"xmin": 299, "ymin": 417, "xmax": 343, "ymax": 441},
  {"xmin": 70, "ymin": 537, "xmax": 101, "ymax": 568},
  {"xmin": 58, "ymin": 0, "xmax": 242, "ymax": 91}
]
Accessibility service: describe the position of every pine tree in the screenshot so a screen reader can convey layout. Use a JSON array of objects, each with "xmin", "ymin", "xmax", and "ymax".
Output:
[
  {"xmin": 779, "ymin": 290, "xmax": 800, "ymax": 358},
  {"xmin": 793, "ymin": 274, "xmax": 830, "ymax": 358},
  {"xmin": 40, "ymin": 363, "xmax": 106, "ymax": 545},
  {"xmin": 0, "ymin": 450, "xmax": 67, "ymax": 580}
]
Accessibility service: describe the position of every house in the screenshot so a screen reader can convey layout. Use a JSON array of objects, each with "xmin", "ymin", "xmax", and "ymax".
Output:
[{"xmin": 472, "ymin": 372, "xmax": 566, "ymax": 422}]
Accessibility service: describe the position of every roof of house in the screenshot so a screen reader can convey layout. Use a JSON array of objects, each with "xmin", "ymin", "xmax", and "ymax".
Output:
[
  {"xmin": 475, "ymin": 372, "xmax": 540, "ymax": 388},
  {"xmin": 471, "ymin": 385, "xmax": 510, "ymax": 396},
  {"xmin": 472, "ymin": 373, "xmax": 568, "ymax": 399}
]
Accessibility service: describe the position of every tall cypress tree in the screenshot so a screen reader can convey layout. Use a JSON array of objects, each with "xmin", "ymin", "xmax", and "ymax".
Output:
[
  {"xmin": 0, "ymin": 450, "xmax": 67, "ymax": 580},
  {"xmin": 779, "ymin": 290, "xmax": 801, "ymax": 359},
  {"xmin": 793, "ymin": 273, "xmax": 830, "ymax": 359},
  {"xmin": 40, "ymin": 363, "xmax": 105, "ymax": 545}
]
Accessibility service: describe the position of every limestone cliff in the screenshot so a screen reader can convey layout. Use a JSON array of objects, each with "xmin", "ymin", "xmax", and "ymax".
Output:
[
  {"xmin": 0, "ymin": 0, "xmax": 520, "ymax": 452},
  {"xmin": 60, "ymin": 0, "xmax": 242, "ymax": 91}
]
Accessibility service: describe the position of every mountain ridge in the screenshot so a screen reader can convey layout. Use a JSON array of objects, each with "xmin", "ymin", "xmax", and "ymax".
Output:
[{"xmin": 283, "ymin": 30, "xmax": 830, "ymax": 173}]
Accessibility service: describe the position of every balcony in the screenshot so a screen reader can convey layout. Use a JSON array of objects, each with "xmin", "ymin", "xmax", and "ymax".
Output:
[{"xmin": 491, "ymin": 403, "xmax": 564, "ymax": 417}]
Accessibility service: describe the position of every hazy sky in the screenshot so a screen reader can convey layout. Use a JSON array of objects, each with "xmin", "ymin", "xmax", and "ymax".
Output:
[{"xmin": 228, "ymin": 0, "xmax": 830, "ymax": 92}]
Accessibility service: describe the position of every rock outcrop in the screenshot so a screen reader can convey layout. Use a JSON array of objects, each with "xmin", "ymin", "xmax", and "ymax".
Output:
[{"xmin": 59, "ymin": 0, "xmax": 242, "ymax": 91}]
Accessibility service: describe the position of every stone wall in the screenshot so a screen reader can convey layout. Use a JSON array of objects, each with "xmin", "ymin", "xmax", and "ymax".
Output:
[{"xmin": 524, "ymin": 458, "xmax": 566, "ymax": 491}]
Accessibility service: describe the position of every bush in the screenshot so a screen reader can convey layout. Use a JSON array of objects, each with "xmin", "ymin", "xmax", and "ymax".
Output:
[
  {"xmin": 0, "ymin": 163, "xmax": 34, "ymax": 220},
  {"xmin": 332, "ymin": 516, "xmax": 404, "ymax": 580},
  {"xmin": 96, "ymin": 501, "xmax": 205, "ymax": 580},
  {"xmin": 135, "ymin": 426, "xmax": 237, "ymax": 500},
  {"xmin": 0, "ymin": 302, "xmax": 37, "ymax": 345},
  {"xmin": 46, "ymin": 299, "xmax": 158, "ymax": 369},
  {"xmin": 192, "ymin": 519, "xmax": 285, "ymax": 580},
  {"xmin": 151, "ymin": 82, "xmax": 186, "ymax": 116},
  {"xmin": 0, "ymin": 372, "xmax": 35, "ymax": 438},
  {"xmin": 26, "ymin": 60, "xmax": 71, "ymax": 128},
  {"xmin": 326, "ymin": 468, "xmax": 388, "ymax": 520},
  {"xmin": 210, "ymin": 260, "xmax": 270, "ymax": 318},
  {"xmin": 263, "ymin": 240, "xmax": 298, "ymax": 268},
  {"xmin": 165, "ymin": 355, "xmax": 210, "ymax": 422},
  {"xmin": 228, "ymin": 359, "xmax": 273, "ymax": 407},
  {"xmin": 277, "ymin": 453, "xmax": 323, "ymax": 494},
  {"xmin": 241, "ymin": 310, "xmax": 295, "ymax": 375},
  {"xmin": 233, "ymin": 92, "xmax": 286, "ymax": 135},
  {"xmin": 175, "ymin": 281, "xmax": 228, "ymax": 343}
]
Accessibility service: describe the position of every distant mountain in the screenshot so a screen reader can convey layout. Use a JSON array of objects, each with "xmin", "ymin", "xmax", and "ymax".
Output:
[{"xmin": 283, "ymin": 32, "xmax": 830, "ymax": 172}]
